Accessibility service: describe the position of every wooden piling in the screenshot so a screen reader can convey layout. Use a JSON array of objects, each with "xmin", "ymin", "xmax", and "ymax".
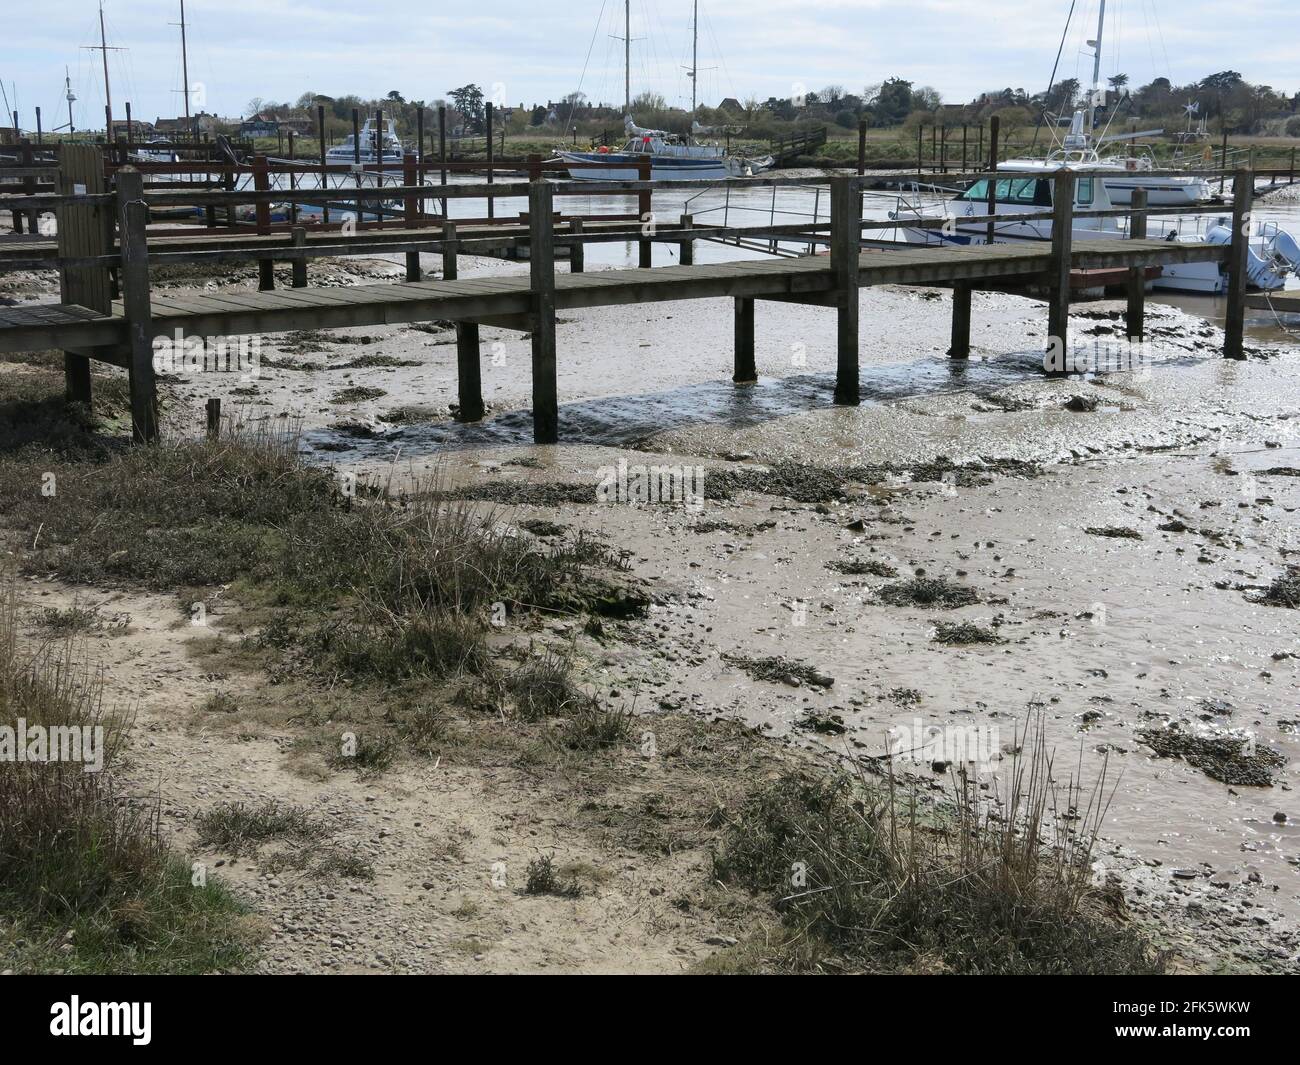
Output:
[
  {"xmin": 733, "ymin": 298, "xmax": 756, "ymax": 383},
  {"xmin": 316, "ymin": 104, "xmax": 330, "ymax": 225},
  {"xmin": 948, "ymin": 281, "xmax": 971, "ymax": 358},
  {"xmin": 528, "ymin": 182, "xmax": 558, "ymax": 443},
  {"xmin": 638, "ymin": 156, "xmax": 653, "ymax": 268},
  {"xmin": 1223, "ymin": 169, "xmax": 1252, "ymax": 361},
  {"xmin": 830, "ymin": 175, "xmax": 860, "ymax": 405},
  {"xmin": 1125, "ymin": 187, "xmax": 1147, "ymax": 340},
  {"xmin": 253, "ymin": 155, "xmax": 273, "ymax": 290},
  {"xmin": 569, "ymin": 219, "xmax": 584, "ymax": 273},
  {"xmin": 679, "ymin": 213, "xmax": 694, "ymax": 266},
  {"xmin": 985, "ymin": 116, "xmax": 1000, "ymax": 246},
  {"xmin": 485, "ymin": 102, "xmax": 495, "ymax": 222},
  {"xmin": 402, "ymin": 152, "xmax": 421, "ymax": 281},
  {"xmin": 56, "ymin": 144, "xmax": 109, "ymax": 405},
  {"xmin": 115, "ymin": 168, "xmax": 159, "ymax": 443},
  {"xmin": 291, "ymin": 226, "xmax": 307, "ymax": 288},
  {"xmin": 206, "ymin": 398, "xmax": 221, "ymax": 439},
  {"xmin": 1046, "ymin": 168, "xmax": 1075, "ymax": 373},
  {"xmin": 441, "ymin": 221, "xmax": 484, "ymax": 422}
]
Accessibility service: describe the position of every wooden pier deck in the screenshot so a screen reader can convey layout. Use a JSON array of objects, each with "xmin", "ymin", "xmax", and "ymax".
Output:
[
  {"xmin": 0, "ymin": 239, "xmax": 1223, "ymax": 355},
  {"xmin": 0, "ymin": 154, "xmax": 1260, "ymax": 445}
]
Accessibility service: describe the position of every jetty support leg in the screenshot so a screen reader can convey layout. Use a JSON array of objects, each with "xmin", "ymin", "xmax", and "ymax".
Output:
[
  {"xmin": 115, "ymin": 168, "xmax": 159, "ymax": 443},
  {"xmin": 529, "ymin": 183, "xmax": 558, "ymax": 444},
  {"xmin": 1223, "ymin": 169, "xmax": 1252, "ymax": 361},
  {"xmin": 569, "ymin": 219, "xmax": 584, "ymax": 273},
  {"xmin": 291, "ymin": 226, "xmax": 307, "ymax": 288},
  {"xmin": 57, "ymin": 144, "xmax": 107, "ymax": 405},
  {"xmin": 830, "ymin": 175, "xmax": 860, "ymax": 404},
  {"xmin": 949, "ymin": 281, "xmax": 971, "ymax": 358},
  {"xmin": 733, "ymin": 298, "xmax": 756, "ymax": 383},
  {"xmin": 441, "ymin": 222, "xmax": 483, "ymax": 422},
  {"xmin": 1126, "ymin": 188, "xmax": 1147, "ymax": 340},
  {"xmin": 679, "ymin": 213, "xmax": 694, "ymax": 265},
  {"xmin": 1045, "ymin": 168, "xmax": 1075, "ymax": 375}
]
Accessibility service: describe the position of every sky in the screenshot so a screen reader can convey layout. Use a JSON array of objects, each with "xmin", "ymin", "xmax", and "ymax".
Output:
[{"xmin": 5, "ymin": 0, "xmax": 1296, "ymax": 129}]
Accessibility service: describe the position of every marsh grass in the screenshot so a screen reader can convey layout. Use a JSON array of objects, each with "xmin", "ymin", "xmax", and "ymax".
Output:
[
  {"xmin": 0, "ymin": 590, "xmax": 251, "ymax": 973},
  {"xmin": 714, "ymin": 718, "xmax": 1164, "ymax": 974}
]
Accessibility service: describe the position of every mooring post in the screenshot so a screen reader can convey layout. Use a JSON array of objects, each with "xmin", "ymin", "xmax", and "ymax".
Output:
[
  {"xmin": 679, "ymin": 213, "xmax": 694, "ymax": 265},
  {"xmin": 1126, "ymin": 187, "xmax": 1148, "ymax": 340},
  {"xmin": 115, "ymin": 167, "xmax": 159, "ymax": 443},
  {"xmin": 733, "ymin": 298, "xmax": 756, "ymax": 384},
  {"xmin": 985, "ymin": 115, "xmax": 1000, "ymax": 246},
  {"xmin": 569, "ymin": 218, "xmax": 584, "ymax": 273},
  {"xmin": 949, "ymin": 281, "xmax": 972, "ymax": 358},
  {"xmin": 316, "ymin": 103, "xmax": 330, "ymax": 225},
  {"xmin": 1223, "ymin": 169, "xmax": 1253, "ymax": 361},
  {"xmin": 291, "ymin": 226, "xmax": 307, "ymax": 288},
  {"xmin": 638, "ymin": 156, "xmax": 653, "ymax": 268},
  {"xmin": 56, "ymin": 144, "xmax": 109, "ymax": 405},
  {"xmin": 1046, "ymin": 168, "xmax": 1075, "ymax": 374},
  {"xmin": 253, "ymin": 154, "xmax": 273, "ymax": 290},
  {"xmin": 528, "ymin": 182, "xmax": 558, "ymax": 443},
  {"xmin": 206, "ymin": 397, "xmax": 221, "ymax": 440},
  {"xmin": 442, "ymin": 221, "xmax": 484, "ymax": 422},
  {"xmin": 402, "ymin": 151, "xmax": 421, "ymax": 281},
  {"xmin": 830, "ymin": 175, "xmax": 860, "ymax": 404}
]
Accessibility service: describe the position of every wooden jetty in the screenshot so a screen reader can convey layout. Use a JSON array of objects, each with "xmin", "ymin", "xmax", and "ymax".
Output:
[{"xmin": 0, "ymin": 147, "xmax": 1256, "ymax": 447}]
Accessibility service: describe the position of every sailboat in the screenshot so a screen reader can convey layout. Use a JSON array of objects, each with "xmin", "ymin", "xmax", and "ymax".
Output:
[
  {"xmin": 324, "ymin": 114, "xmax": 407, "ymax": 165},
  {"xmin": 1030, "ymin": 1, "xmax": 1211, "ymax": 206},
  {"xmin": 558, "ymin": 1, "xmax": 762, "ymax": 181}
]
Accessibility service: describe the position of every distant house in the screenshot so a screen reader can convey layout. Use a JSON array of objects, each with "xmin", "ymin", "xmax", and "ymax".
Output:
[
  {"xmin": 239, "ymin": 113, "xmax": 280, "ymax": 138},
  {"xmin": 111, "ymin": 118, "xmax": 155, "ymax": 138},
  {"xmin": 154, "ymin": 112, "xmax": 219, "ymax": 136},
  {"xmin": 718, "ymin": 97, "xmax": 744, "ymax": 115}
]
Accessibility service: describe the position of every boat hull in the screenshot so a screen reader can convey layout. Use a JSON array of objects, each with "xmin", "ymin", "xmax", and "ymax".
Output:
[
  {"xmin": 1103, "ymin": 178, "xmax": 1213, "ymax": 206},
  {"xmin": 558, "ymin": 151, "xmax": 731, "ymax": 182}
]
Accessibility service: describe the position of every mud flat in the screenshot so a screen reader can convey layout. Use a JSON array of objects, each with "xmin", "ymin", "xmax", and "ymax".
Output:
[{"xmin": 2, "ymin": 251, "xmax": 1297, "ymax": 974}]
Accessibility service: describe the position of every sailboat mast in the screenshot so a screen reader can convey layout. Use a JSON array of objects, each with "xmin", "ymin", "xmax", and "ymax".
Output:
[
  {"xmin": 1089, "ymin": 0, "xmax": 1106, "ymax": 131},
  {"xmin": 624, "ymin": 0, "xmax": 630, "ymax": 114},
  {"xmin": 179, "ymin": 0, "xmax": 192, "ymax": 126},
  {"xmin": 690, "ymin": 0, "xmax": 698, "ymax": 116},
  {"xmin": 98, "ymin": 2, "xmax": 112, "ymax": 129}
]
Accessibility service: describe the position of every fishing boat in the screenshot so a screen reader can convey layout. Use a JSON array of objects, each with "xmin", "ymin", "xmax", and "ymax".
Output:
[
  {"xmin": 889, "ymin": 146, "xmax": 1300, "ymax": 294},
  {"xmin": 325, "ymin": 115, "xmax": 406, "ymax": 165}
]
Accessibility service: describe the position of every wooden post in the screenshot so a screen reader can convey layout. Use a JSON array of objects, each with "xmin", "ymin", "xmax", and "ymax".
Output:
[
  {"xmin": 985, "ymin": 115, "xmax": 1000, "ymax": 246},
  {"xmin": 830, "ymin": 175, "xmax": 860, "ymax": 404},
  {"xmin": 1223, "ymin": 169, "xmax": 1252, "ymax": 361},
  {"xmin": 961, "ymin": 124, "xmax": 968, "ymax": 172},
  {"xmin": 56, "ymin": 144, "xmax": 109, "ymax": 405},
  {"xmin": 253, "ymin": 154, "xmax": 273, "ymax": 289},
  {"xmin": 206, "ymin": 398, "xmax": 221, "ymax": 440},
  {"xmin": 528, "ymin": 182, "xmax": 558, "ymax": 443},
  {"xmin": 1046, "ymin": 168, "xmax": 1075, "ymax": 373},
  {"xmin": 1219, "ymin": 128, "xmax": 1228, "ymax": 194},
  {"xmin": 569, "ymin": 218, "xmax": 584, "ymax": 273},
  {"xmin": 115, "ymin": 168, "xmax": 159, "ymax": 443},
  {"xmin": 733, "ymin": 298, "xmax": 756, "ymax": 383},
  {"xmin": 438, "ymin": 104, "xmax": 448, "ymax": 188},
  {"xmin": 949, "ymin": 281, "xmax": 971, "ymax": 358},
  {"xmin": 916, "ymin": 124, "xmax": 923, "ymax": 174},
  {"xmin": 638, "ymin": 156, "xmax": 652, "ymax": 268},
  {"xmin": 291, "ymin": 226, "xmax": 307, "ymax": 287},
  {"xmin": 317, "ymin": 104, "xmax": 330, "ymax": 225},
  {"xmin": 485, "ymin": 102, "xmax": 495, "ymax": 221},
  {"xmin": 1125, "ymin": 187, "xmax": 1147, "ymax": 340},
  {"xmin": 679, "ymin": 212, "xmax": 694, "ymax": 265},
  {"xmin": 402, "ymin": 152, "xmax": 420, "ymax": 281},
  {"xmin": 416, "ymin": 106, "xmax": 424, "ymax": 162},
  {"xmin": 442, "ymin": 221, "xmax": 484, "ymax": 422}
]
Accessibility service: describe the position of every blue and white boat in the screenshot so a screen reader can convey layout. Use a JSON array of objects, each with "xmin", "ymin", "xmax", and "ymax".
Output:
[{"xmin": 559, "ymin": 117, "xmax": 763, "ymax": 181}]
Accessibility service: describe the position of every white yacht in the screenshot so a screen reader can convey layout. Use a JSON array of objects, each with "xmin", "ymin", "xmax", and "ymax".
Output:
[
  {"xmin": 889, "ymin": 148, "xmax": 1299, "ymax": 294},
  {"xmin": 325, "ymin": 115, "xmax": 406, "ymax": 165},
  {"xmin": 559, "ymin": 117, "xmax": 758, "ymax": 181}
]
